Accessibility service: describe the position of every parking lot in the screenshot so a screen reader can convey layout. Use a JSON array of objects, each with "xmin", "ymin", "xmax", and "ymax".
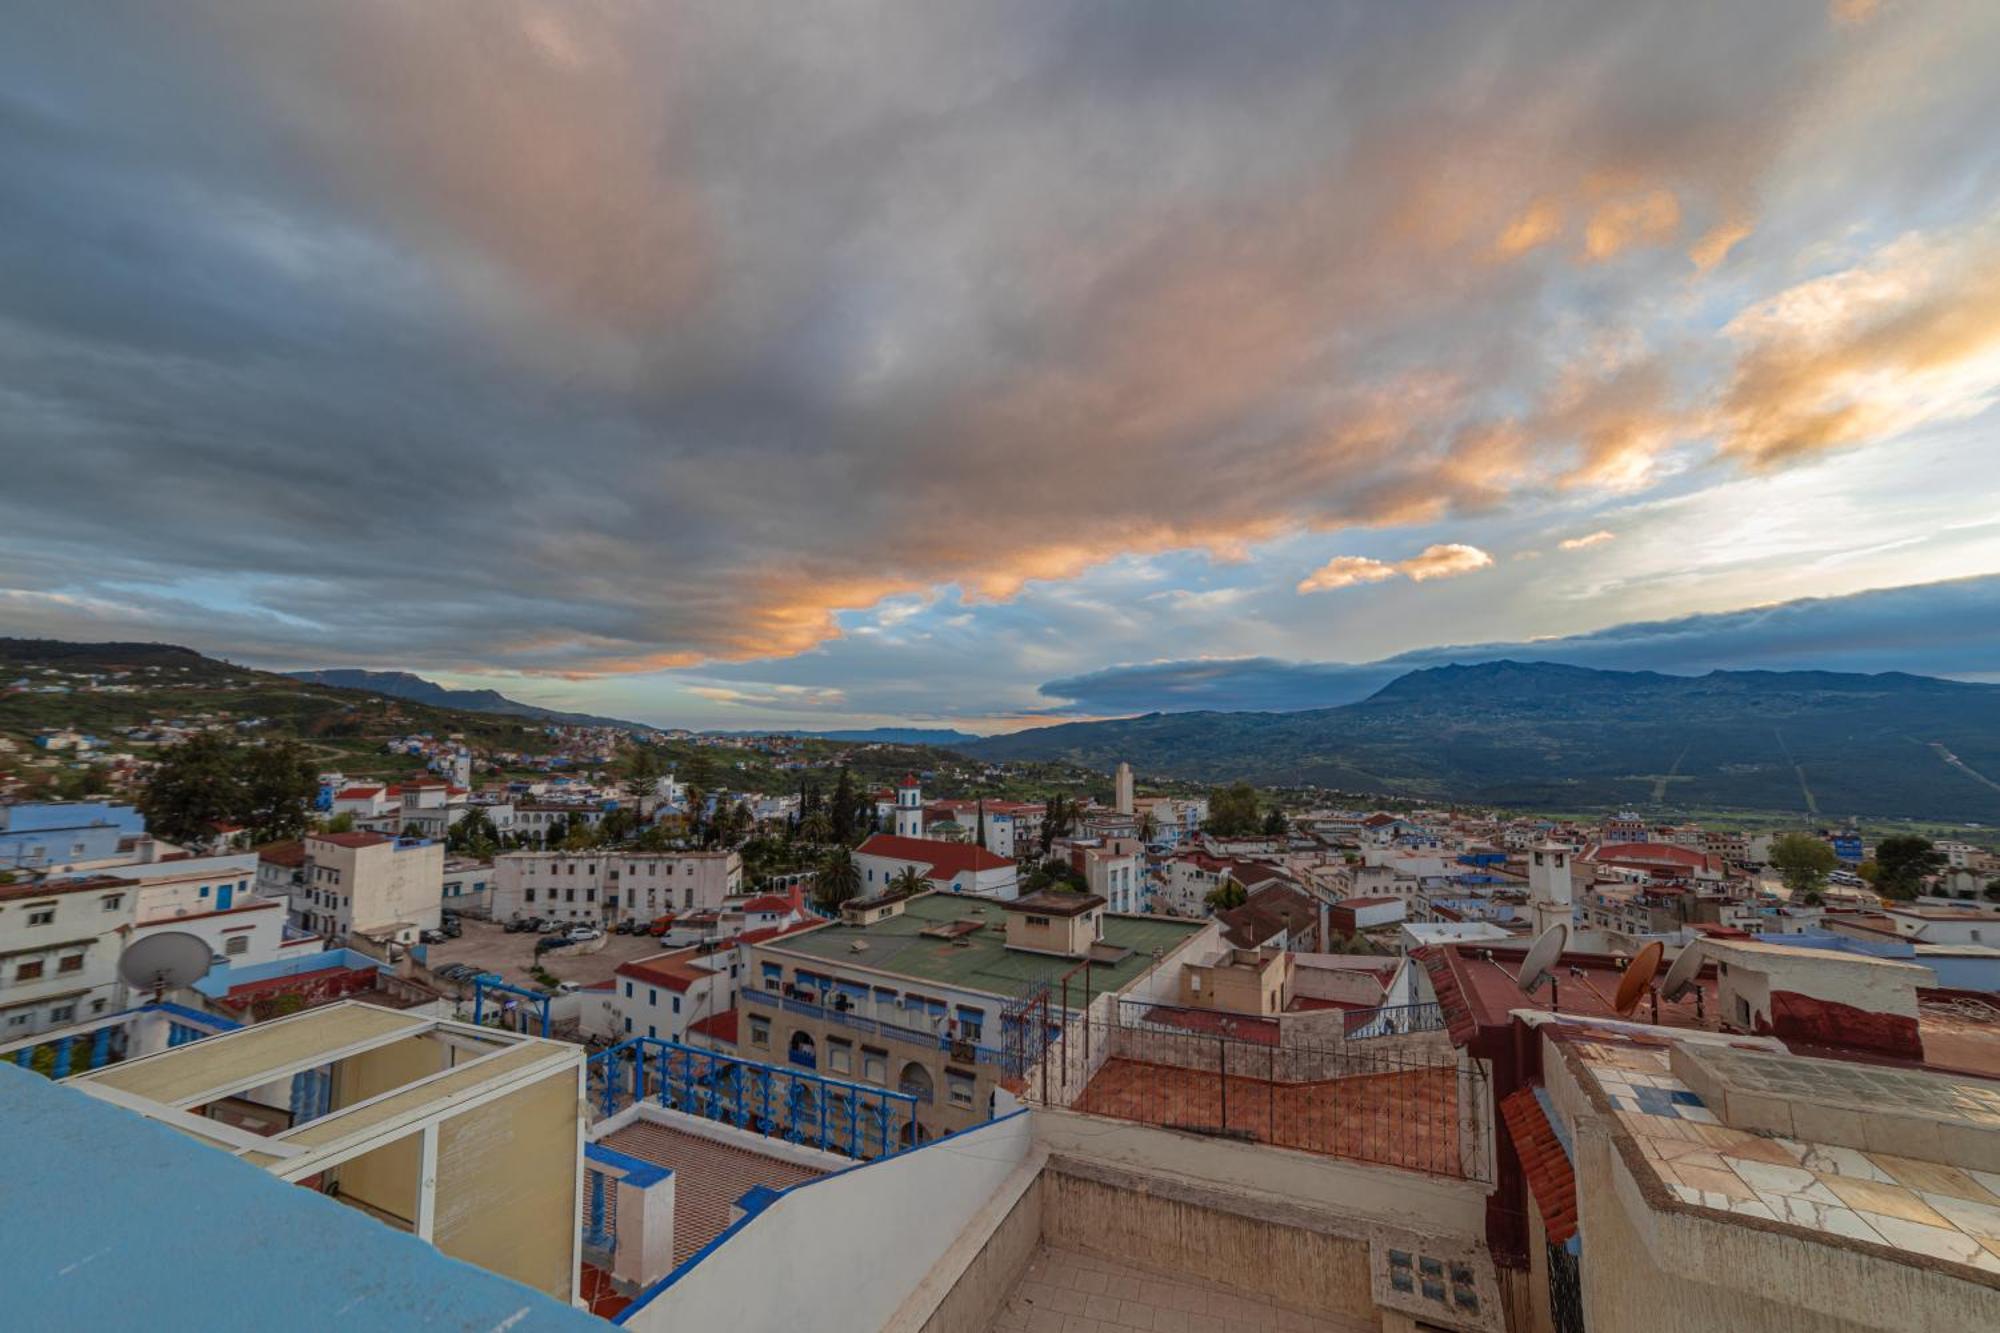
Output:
[{"xmin": 421, "ymin": 916, "xmax": 675, "ymax": 991}]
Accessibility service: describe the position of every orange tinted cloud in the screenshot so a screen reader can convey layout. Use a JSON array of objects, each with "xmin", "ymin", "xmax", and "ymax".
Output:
[
  {"xmin": 1717, "ymin": 230, "xmax": 2000, "ymax": 466},
  {"xmin": 1583, "ymin": 189, "xmax": 1682, "ymax": 261},
  {"xmin": 1298, "ymin": 543, "xmax": 1493, "ymax": 594},
  {"xmin": 1560, "ymin": 530, "xmax": 1617, "ymax": 550}
]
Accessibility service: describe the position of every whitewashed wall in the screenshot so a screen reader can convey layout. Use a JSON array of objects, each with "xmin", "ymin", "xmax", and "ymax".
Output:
[{"xmin": 620, "ymin": 1110, "xmax": 1036, "ymax": 1333}]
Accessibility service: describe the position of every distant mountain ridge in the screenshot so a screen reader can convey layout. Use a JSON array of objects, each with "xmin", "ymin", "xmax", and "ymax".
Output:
[
  {"xmin": 703, "ymin": 726, "xmax": 983, "ymax": 745},
  {"xmin": 962, "ymin": 660, "xmax": 2000, "ymax": 821},
  {"xmin": 285, "ymin": 668, "xmax": 649, "ymax": 731}
]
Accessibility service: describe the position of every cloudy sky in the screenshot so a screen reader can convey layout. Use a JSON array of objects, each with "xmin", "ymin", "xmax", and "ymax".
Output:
[{"xmin": 4, "ymin": 1, "xmax": 1999, "ymax": 731}]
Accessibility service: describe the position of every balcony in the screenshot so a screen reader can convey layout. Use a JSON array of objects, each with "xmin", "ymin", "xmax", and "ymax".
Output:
[{"xmin": 742, "ymin": 987, "xmax": 1022, "ymax": 1072}]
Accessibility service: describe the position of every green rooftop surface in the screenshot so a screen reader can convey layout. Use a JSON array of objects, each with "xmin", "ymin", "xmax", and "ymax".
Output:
[{"xmin": 769, "ymin": 892, "xmax": 1205, "ymax": 999}]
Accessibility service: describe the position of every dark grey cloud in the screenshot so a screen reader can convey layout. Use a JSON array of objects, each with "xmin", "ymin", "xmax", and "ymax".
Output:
[
  {"xmin": 1038, "ymin": 574, "xmax": 2000, "ymax": 713},
  {"xmin": 2, "ymin": 1, "xmax": 1998, "ymax": 686}
]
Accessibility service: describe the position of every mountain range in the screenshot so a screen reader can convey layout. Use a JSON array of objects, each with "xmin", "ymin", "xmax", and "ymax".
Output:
[
  {"xmin": 963, "ymin": 660, "xmax": 2000, "ymax": 822},
  {"xmin": 284, "ymin": 669, "xmax": 649, "ymax": 732}
]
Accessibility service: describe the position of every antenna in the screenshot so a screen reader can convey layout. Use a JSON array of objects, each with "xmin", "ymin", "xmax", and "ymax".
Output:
[
  {"xmin": 1612, "ymin": 941, "xmax": 1664, "ymax": 1017},
  {"xmin": 118, "ymin": 931, "xmax": 213, "ymax": 1003},
  {"xmin": 1658, "ymin": 941, "xmax": 1706, "ymax": 1003},
  {"xmin": 1515, "ymin": 923, "xmax": 1569, "ymax": 996}
]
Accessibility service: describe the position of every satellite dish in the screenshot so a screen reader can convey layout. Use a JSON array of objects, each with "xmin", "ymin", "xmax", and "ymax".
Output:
[
  {"xmin": 119, "ymin": 931, "xmax": 213, "ymax": 999},
  {"xmin": 1516, "ymin": 924, "xmax": 1569, "ymax": 995},
  {"xmin": 1614, "ymin": 941, "xmax": 1665, "ymax": 1016},
  {"xmin": 1659, "ymin": 941, "xmax": 1706, "ymax": 1002}
]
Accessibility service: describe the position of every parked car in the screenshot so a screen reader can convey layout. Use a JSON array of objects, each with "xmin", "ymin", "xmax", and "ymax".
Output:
[
  {"xmin": 441, "ymin": 919, "xmax": 462, "ymax": 939},
  {"xmin": 419, "ymin": 929, "xmax": 446, "ymax": 944},
  {"xmin": 538, "ymin": 919, "xmax": 565, "ymax": 934},
  {"xmin": 647, "ymin": 915, "xmax": 675, "ymax": 937},
  {"xmin": 567, "ymin": 927, "xmax": 604, "ymax": 943},
  {"xmin": 613, "ymin": 920, "xmax": 634, "ymax": 935},
  {"xmin": 555, "ymin": 981, "xmax": 582, "ymax": 995},
  {"xmin": 503, "ymin": 918, "xmax": 526, "ymax": 933}
]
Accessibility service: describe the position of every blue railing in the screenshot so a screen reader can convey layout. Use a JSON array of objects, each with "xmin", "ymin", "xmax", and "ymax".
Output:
[
  {"xmin": 583, "ymin": 1167, "xmax": 618, "ymax": 1255},
  {"xmin": 588, "ymin": 1037, "xmax": 922, "ymax": 1160},
  {"xmin": 0, "ymin": 1002, "xmax": 240, "ymax": 1079}
]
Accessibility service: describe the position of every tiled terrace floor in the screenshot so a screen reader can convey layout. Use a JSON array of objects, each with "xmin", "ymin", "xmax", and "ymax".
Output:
[
  {"xmin": 596, "ymin": 1119, "xmax": 826, "ymax": 1266},
  {"xmin": 1071, "ymin": 1057, "xmax": 1468, "ymax": 1178},
  {"xmin": 988, "ymin": 1244, "xmax": 1374, "ymax": 1333}
]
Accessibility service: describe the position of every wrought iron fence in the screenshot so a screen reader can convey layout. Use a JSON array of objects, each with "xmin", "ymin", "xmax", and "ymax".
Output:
[{"xmin": 1031, "ymin": 1011, "xmax": 1487, "ymax": 1181}]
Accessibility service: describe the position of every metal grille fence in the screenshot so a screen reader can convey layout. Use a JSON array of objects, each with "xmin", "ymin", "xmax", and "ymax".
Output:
[{"xmin": 1032, "ymin": 1009, "xmax": 1487, "ymax": 1182}]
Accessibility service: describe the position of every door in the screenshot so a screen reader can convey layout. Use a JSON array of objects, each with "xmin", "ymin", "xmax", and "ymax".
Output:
[{"xmin": 217, "ymin": 883, "xmax": 233, "ymax": 910}]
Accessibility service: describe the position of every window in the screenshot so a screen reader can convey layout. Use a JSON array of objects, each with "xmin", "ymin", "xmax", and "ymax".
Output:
[
  {"xmin": 586, "ymin": 889, "xmax": 596, "ymax": 903},
  {"xmin": 948, "ymin": 1072, "xmax": 975, "ymax": 1108},
  {"xmin": 625, "ymin": 1017, "xmax": 633, "ymax": 1033},
  {"xmin": 525, "ymin": 888, "xmax": 536, "ymax": 903},
  {"xmin": 48, "ymin": 1004, "xmax": 75, "ymax": 1023},
  {"xmin": 225, "ymin": 936, "xmax": 249, "ymax": 957},
  {"xmin": 648, "ymin": 1024, "xmax": 657, "ymax": 1039},
  {"xmin": 58, "ymin": 954, "xmax": 84, "ymax": 974},
  {"xmin": 5, "ymin": 1013, "xmax": 28, "ymax": 1028},
  {"xmin": 26, "ymin": 909, "xmax": 54, "ymax": 927},
  {"xmin": 199, "ymin": 885, "xmax": 209, "ymax": 898},
  {"xmin": 101, "ymin": 894, "xmax": 123, "ymax": 912},
  {"xmin": 625, "ymin": 981, "xmax": 634, "ymax": 998},
  {"xmin": 862, "ymin": 1048, "xmax": 888, "ymax": 1083},
  {"xmin": 16, "ymin": 961, "xmax": 44, "ymax": 982},
  {"xmin": 749, "ymin": 1016, "xmax": 771, "ymax": 1048},
  {"xmin": 1025, "ymin": 914, "xmax": 1050, "ymax": 927},
  {"xmin": 649, "ymin": 989, "xmax": 658, "ymax": 1006},
  {"xmin": 684, "ymin": 888, "xmax": 694, "ymax": 908},
  {"xmin": 672, "ymin": 995, "xmax": 682, "ymax": 1014},
  {"xmin": 565, "ymin": 888, "xmax": 575, "ymax": 903},
  {"xmin": 827, "ymin": 1038, "xmax": 852, "ymax": 1074}
]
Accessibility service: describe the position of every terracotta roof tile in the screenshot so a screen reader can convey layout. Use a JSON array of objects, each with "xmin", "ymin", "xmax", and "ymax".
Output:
[{"xmin": 1500, "ymin": 1087, "xmax": 1577, "ymax": 1245}]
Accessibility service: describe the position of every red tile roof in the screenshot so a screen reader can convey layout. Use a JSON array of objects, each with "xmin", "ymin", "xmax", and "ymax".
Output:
[
  {"xmin": 855, "ymin": 833, "xmax": 1012, "ymax": 877},
  {"xmin": 256, "ymin": 840, "xmax": 307, "ymax": 867},
  {"xmin": 333, "ymin": 786, "xmax": 384, "ymax": 800},
  {"xmin": 1417, "ymin": 947, "xmax": 1481, "ymax": 1046},
  {"xmin": 1499, "ymin": 1088, "xmax": 1577, "ymax": 1244},
  {"xmin": 686, "ymin": 1009, "xmax": 739, "ymax": 1045},
  {"xmin": 616, "ymin": 948, "xmax": 712, "ymax": 993},
  {"xmin": 738, "ymin": 894, "xmax": 793, "ymax": 914}
]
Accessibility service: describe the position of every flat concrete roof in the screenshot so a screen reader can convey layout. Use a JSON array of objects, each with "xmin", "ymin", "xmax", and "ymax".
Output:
[
  {"xmin": 0, "ymin": 1064, "xmax": 601, "ymax": 1331},
  {"xmin": 768, "ymin": 893, "xmax": 1204, "ymax": 999}
]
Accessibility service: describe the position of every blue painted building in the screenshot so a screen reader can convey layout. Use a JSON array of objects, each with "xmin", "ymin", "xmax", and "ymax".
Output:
[{"xmin": 0, "ymin": 800, "xmax": 145, "ymax": 869}]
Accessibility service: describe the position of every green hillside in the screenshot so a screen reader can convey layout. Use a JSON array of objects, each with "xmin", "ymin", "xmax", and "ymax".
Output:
[{"xmin": 964, "ymin": 661, "xmax": 2000, "ymax": 822}]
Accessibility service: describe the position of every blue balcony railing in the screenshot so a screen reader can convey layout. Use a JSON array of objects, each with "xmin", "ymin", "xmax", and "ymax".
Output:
[{"xmin": 742, "ymin": 987, "xmax": 1032, "ymax": 1073}]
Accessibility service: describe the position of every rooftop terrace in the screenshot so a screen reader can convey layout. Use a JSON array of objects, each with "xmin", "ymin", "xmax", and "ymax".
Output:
[{"xmin": 769, "ymin": 892, "xmax": 1205, "ymax": 999}]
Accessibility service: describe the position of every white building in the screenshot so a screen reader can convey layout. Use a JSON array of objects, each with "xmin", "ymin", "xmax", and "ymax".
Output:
[
  {"xmin": 853, "ymin": 833, "xmax": 1018, "ymax": 900},
  {"xmin": 0, "ymin": 873, "xmax": 133, "ymax": 1036},
  {"xmin": 489, "ymin": 849, "xmax": 743, "ymax": 926},
  {"xmin": 291, "ymin": 832, "xmax": 443, "ymax": 945},
  {"xmin": 125, "ymin": 861, "xmax": 295, "ymax": 971},
  {"xmin": 612, "ymin": 945, "xmax": 741, "ymax": 1043}
]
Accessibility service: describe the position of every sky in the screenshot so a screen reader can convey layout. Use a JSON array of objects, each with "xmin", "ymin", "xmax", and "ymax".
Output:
[{"xmin": 3, "ymin": 1, "xmax": 1999, "ymax": 733}]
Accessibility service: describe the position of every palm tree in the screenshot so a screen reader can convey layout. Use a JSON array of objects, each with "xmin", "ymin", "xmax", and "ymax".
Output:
[
  {"xmin": 798, "ymin": 810, "xmax": 833, "ymax": 846},
  {"xmin": 816, "ymin": 846, "xmax": 863, "ymax": 911},
  {"xmin": 888, "ymin": 865, "xmax": 929, "ymax": 899}
]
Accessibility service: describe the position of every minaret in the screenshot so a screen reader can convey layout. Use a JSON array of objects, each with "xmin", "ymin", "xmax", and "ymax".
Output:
[
  {"xmin": 1114, "ymin": 762, "xmax": 1134, "ymax": 815},
  {"xmin": 1528, "ymin": 841, "xmax": 1574, "ymax": 937},
  {"xmin": 895, "ymin": 773, "xmax": 924, "ymax": 839}
]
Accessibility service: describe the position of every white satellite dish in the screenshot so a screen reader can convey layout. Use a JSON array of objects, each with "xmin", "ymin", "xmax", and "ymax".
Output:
[
  {"xmin": 1515, "ymin": 923, "xmax": 1569, "ymax": 996},
  {"xmin": 118, "ymin": 931, "xmax": 213, "ymax": 1001},
  {"xmin": 1659, "ymin": 941, "xmax": 1706, "ymax": 1003}
]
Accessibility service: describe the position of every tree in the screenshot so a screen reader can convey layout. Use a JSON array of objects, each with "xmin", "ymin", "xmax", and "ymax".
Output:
[
  {"xmin": 1984, "ymin": 879, "xmax": 2000, "ymax": 904},
  {"xmin": 1873, "ymin": 836, "xmax": 1946, "ymax": 901},
  {"xmin": 887, "ymin": 865, "xmax": 929, "ymax": 899},
  {"xmin": 138, "ymin": 733, "xmax": 243, "ymax": 845},
  {"xmin": 1261, "ymin": 806, "xmax": 1289, "ymax": 838},
  {"xmin": 238, "ymin": 739, "xmax": 317, "ymax": 843},
  {"xmin": 815, "ymin": 846, "xmax": 863, "ymax": 910},
  {"xmin": 323, "ymin": 811, "xmax": 356, "ymax": 834},
  {"xmin": 1205, "ymin": 875, "xmax": 1248, "ymax": 912},
  {"xmin": 1203, "ymin": 782, "xmax": 1261, "ymax": 838},
  {"xmin": 1137, "ymin": 809, "xmax": 1157, "ymax": 844},
  {"xmin": 830, "ymin": 765, "xmax": 856, "ymax": 845},
  {"xmin": 798, "ymin": 809, "xmax": 833, "ymax": 845},
  {"xmin": 1768, "ymin": 833, "xmax": 1837, "ymax": 898},
  {"xmin": 621, "ymin": 746, "xmax": 662, "ymax": 819}
]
